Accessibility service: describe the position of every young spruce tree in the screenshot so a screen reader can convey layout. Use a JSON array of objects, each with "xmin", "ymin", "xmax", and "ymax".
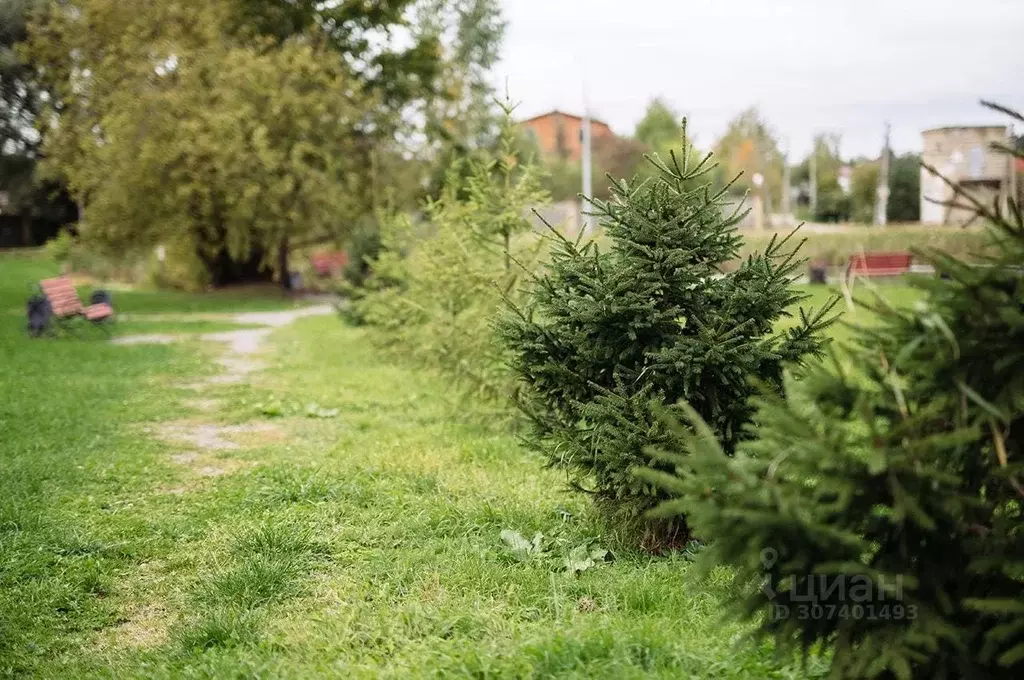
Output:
[
  {"xmin": 352, "ymin": 100, "xmax": 549, "ymax": 408},
  {"xmin": 497, "ymin": 122, "xmax": 837, "ymax": 546},
  {"xmin": 641, "ymin": 104, "xmax": 1024, "ymax": 677}
]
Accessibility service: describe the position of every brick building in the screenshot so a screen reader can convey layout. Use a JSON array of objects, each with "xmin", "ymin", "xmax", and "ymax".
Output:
[
  {"xmin": 519, "ymin": 110, "xmax": 614, "ymax": 161},
  {"xmin": 920, "ymin": 125, "xmax": 1016, "ymax": 224}
]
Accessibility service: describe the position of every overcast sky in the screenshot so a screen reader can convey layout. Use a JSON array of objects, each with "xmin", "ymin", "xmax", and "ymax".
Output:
[{"xmin": 495, "ymin": 0, "xmax": 1024, "ymax": 159}]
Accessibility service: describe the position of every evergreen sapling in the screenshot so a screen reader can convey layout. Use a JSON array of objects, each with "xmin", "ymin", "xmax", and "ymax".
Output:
[
  {"xmin": 498, "ymin": 121, "xmax": 837, "ymax": 547},
  {"xmin": 641, "ymin": 103, "xmax": 1024, "ymax": 678}
]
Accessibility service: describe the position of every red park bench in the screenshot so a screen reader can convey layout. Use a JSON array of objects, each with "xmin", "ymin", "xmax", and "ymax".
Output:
[
  {"xmin": 846, "ymin": 251, "xmax": 913, "ymax": 278},
  {"xmin": 30, "ymin": 275, "xmax": 115, "ymax": 337},
  {"xmin": 310, "ymin": 251, "xmax": 349, "ymax": 278}
]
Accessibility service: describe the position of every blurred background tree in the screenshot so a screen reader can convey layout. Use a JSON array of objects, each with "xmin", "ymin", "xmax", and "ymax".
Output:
[
  {"xmin": 20, "ymin": 0, "xmax": 510, "ymax": 286},
  {"xmin": 591, "ymin": 136, "xmax": 651, "ymax": 200},
  {"xmin": 421, "ymin": 0, "xmax": 508, "ymax": 199},
  {"xmin": 792, "ymin": 133, "xmax": 850, "ymax": 222},
  {"xmin": 845, "ymin": 153, "xmax": 921, "ymax": 225},
  {"xmin": 887, "ymin": 153, "xmax": 921, "ymax": 222},
  {"xmin": 0, "ymin": 0, "xmax": 77, "ymax": 247},
  {"xmin": 713, "ymin": 107, "xmax": 785, "ymax": 210},
  {"xmin": 849, "ymin": 160, "xmax": 880, "ymax": 223},
  {"xmin": 634, "ymin": 98, "xmax": 682, "ymax": 157}
]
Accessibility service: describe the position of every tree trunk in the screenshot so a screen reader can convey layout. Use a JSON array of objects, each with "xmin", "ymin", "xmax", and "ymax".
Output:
[
  {"xmin": 22, "ymin": 216, "xmax": 32, "ymax": 247},
  {"xmin": 278, "ymin": 237, "xmax": 292, "ymax": 291}
]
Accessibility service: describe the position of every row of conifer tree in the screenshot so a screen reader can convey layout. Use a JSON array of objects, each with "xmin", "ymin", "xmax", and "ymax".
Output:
[{"xmin": 348, "ymin": 102, "xmax": 1024, "ymax": 678}]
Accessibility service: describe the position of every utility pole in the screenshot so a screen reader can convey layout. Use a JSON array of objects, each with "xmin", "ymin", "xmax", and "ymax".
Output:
[
  {"xmin": 581, "ymin": 108, "xmax": 593, "ymax": 233},
  {"xmin": 781, "ymin": 152, "xmax": 792, "ymax": 221},
  {"xmin": 874, "ymin": 122, "xmax": 891, "ymax": 226}
]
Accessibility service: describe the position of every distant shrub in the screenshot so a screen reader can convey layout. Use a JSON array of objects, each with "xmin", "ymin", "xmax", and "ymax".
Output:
[
  {"xmin": 43, "ymin": 229, "xmax": 74, "ymax": 265},
  {"xmin": 341, "ymin": 216, "xmax": 383, "ymax": 289}
]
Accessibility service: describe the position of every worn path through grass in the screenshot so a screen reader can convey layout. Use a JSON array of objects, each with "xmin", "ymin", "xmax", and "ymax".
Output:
[{"xmin": 1, "ymin": 255, "xmax": 838, "ymax": 677}]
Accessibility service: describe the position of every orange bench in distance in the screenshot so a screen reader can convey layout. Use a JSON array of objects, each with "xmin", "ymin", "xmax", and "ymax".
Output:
[
  {"xmin": 846, "ymin": 252, "xmax": 912, "ymax": 278},
  {"xmin": 36, "ymin": 276, "xmax": 115, "ymax": 336}
]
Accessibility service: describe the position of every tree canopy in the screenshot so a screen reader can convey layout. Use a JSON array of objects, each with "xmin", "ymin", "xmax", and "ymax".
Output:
[
  {"xmin": 22, "ymin": 0, "xmax": 373, "ymax": 286},
  {"xmin": 20, "ymin": 0, "xmax": 503, "ymax": 286}
]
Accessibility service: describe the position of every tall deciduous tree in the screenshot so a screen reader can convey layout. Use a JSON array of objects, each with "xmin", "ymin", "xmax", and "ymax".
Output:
[
  {"xmin": 1, "ymin": 0, "xmax": 38, "ymax": 156},
  {"xmin": 794, "ymin": 133, "xmax": 850, "ymax": 221},
  {"xmin": 227, "ymin": 0, "xmax": 444, "ymax": 116},
  {"xmin": 420, "ymin": 0, "xmax": 508, "ymax": 198},
  {"xmin": 430, "ymin": 0, "xmax": 506, "ymax": 150},
  {"xmin": 25, "ymin": 0, "xmax": 370, "ymax": 287}
]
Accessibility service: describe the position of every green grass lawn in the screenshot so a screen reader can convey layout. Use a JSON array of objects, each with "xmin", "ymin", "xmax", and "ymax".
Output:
[
  {"xmin": 1, "ymin": 251, "xmax": 924, "ymax": 678},
  {"xmin": 783, "ymin": 279, "xmax": 922, "ymax": 347}
]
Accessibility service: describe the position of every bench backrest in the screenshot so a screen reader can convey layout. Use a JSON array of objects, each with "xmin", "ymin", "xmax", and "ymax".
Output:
[
  {"xmin": 848, "ymin": 251, "xmax": 912, "ymax": 273},
  {"xmin": 310, "ymin": 251, "xmax": 348, "ymax": 277},
  {"xmin": 40, "ymin": 276, "xmax": 83, "ymax": 317}
]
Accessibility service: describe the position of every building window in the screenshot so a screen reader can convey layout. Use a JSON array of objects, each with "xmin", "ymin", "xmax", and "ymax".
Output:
[{"xmin": 968, "ymin": 145, "xmax": 984, "ymax": 179}]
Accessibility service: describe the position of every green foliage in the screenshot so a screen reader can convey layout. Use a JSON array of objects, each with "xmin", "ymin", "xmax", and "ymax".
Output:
[
  {"xmin": 645, "ymin": 105, "xmax": 1024, "ymax": 678},
  {"xmin": 352, "ymin": 105, "xmax": 550, "ymax": 407},
  {"xmin": 0, "ymin": 0, "xmax": 39, "ymax": 155},
  {"xmin": 498, "ymin": 122, "xmax": 837, "ymax": 545},
  {"xmin": 421, "ymin": 0, "xmax": 508, "ymax": 199},
  {"xmin": 26, "ymin": 1, "xmax": 369, "ymax": 287},
  {"xmin": 0, "ymin": 0, "xmax": 79, "ymax": 246},
  {"xmin": 888, "ymin": 153, "xmax": 921, "ymax": 223},
  {"xmin": 22, "ymin": 0, "xmax": 498, "ymax": 284},
  {"xmin": 849, "ymin": 161, "xmax": 880, "ymax": 223},
  {"xmin": 635, "ymin": 99, "xmax": 682, "ymax": 156},
  {"xmin": 795, "ymin": 134, "xmax": 853, "ymax": 222},
  {"xmin": 540, "ymin": 158, "xmax": 583, "ymax": 203},
  {"xmin": 341, "ymin": 217, "xmax": 384, "ymax": 289},
  {"xmin": 42, "ymin": 228, "xmax": 73, "ymax": 264},
  {"xmin": 713, "ymin": 108, "xmax": 785, "ymax": 207},
  {"xmin": 846, "ymin": 154, "xmax": 922, "ymax": 225},
  {"xmin": 423, "ymin": 0, "xmax": 506, "ymax": 151},
  {"xmin": 499, "ymin": 528, "xmax": 612, "ymax": 575}
]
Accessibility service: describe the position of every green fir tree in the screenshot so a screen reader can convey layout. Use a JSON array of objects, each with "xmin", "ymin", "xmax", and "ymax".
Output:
[
  {"xmin": 351, "ymin": 100, "xmax": 549, "ymax": 409},
  {"xmin": 497, "ymin": 121, "xmax": 837, "ymax": 547},
  {"xmin": 641, "ymin": 103, "xmax": 1024, "ymax": 678}
]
